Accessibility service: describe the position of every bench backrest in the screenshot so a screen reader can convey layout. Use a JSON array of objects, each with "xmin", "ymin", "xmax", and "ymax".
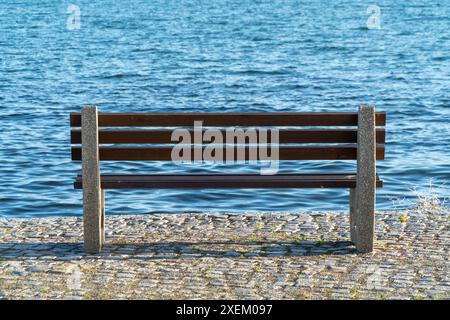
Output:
[{"xmin": 70, "ymin": 107, "xmax": 386, "ymax": 162}]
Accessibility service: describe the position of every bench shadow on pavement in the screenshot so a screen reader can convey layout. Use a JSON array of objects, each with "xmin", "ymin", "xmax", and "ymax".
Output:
[{"xmin": 0, "ymin": 240, "xmax": 356, "ymax": 261}]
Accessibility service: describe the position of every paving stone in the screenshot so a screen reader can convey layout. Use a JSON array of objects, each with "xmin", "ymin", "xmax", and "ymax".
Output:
[{"xmin": 0, "ymin": 209, "xmax": 448, "ymax": 299}]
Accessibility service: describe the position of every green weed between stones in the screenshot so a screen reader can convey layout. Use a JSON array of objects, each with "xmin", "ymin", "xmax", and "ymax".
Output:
[
  {"xmin": 375, "ymin": 292, "xmax": 390, "ymax": 300},
  {"xmin": 412, "ymin": 293, "xmax": 424, "ymax": 300},
  {"xmin": 293, "ymin": 235, "xmax": 308, "ymax": 244},
  {"xmin": 350, "ymin": 287, "xmax": 362, "ymax": 299}
]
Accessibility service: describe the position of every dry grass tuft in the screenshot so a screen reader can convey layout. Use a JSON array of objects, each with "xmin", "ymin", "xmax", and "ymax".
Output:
[
  {"xmin": 391, "ymin": 179, "xmax": 448, "ymax": 214},
  {"xmin": 411, "ymin": 181, "xmax": 448, "ymax": 212}
]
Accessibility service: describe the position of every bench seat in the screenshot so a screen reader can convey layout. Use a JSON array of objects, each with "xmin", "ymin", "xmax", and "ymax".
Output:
[{"xmin": 75, "ymin": 173, "xmax": 383, "ymax": 189}]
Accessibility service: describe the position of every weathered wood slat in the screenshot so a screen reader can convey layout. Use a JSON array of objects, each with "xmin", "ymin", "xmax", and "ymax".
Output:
[
  {"xmin": 70, "ymin": 112, "xmax": 386, "ymax": 127},
  {"xmin": 71, "ymin": 145, "xmax": 385, "ymax": 161},
  {"xmin": 71, "ymin": 129, "xmax": 386, "ymax": 144},
  {"xmin": 74, "ymin": 173, "xmax": 384, "ymax": 189},
  {"xmin": 77, "ymin": 173, "xmax": 377, "ymax": 179}
]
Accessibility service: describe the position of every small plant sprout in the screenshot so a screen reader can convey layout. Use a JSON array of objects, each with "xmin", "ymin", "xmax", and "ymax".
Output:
[
  {"xmin": 376, "ymin": 292, "xmax": 389, "ymax": 300},
  {"xmin": 433, "ymin": 293, "xmax": 444, "ymax": 300},
  {"xmin": 294, "ymin": 235, "xmax": 308, "ymax": 243},
  {"xmin": 413, "ymin": 293, "xmax": 424, "ymax": 300},
  {"xmin": 350, "ymin": 287, "xmax": 362, "ymax": 299},
  {"xmin": 398, "ymin": 215, "xmax": 410, "ymax": 223},
  {"xmin": 255, "ymin": 222, "xmax": 264, "ymax": 229}
]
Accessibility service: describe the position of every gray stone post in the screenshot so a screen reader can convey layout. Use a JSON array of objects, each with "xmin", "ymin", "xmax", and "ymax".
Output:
[
  {"xmin": 81, "ymin": 106, "xmax": 103, "ymax": 253},
  {"xmin": 349, "ymin": 188, "xmax": 356, "ymax": 243},
  {"xmin": 101, "ymin": 189, "xmax": 105, "ymax": 245},
  {"xmin": 355, "ymin": 105, "xmax": 376, "ymax": 253}
]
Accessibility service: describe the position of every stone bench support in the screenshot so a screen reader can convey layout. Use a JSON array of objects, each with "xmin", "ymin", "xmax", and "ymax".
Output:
[
  {"xmin": 353, "ymin": 105, "xmax": 376, "ymax": 253},
  {"xmin": 81, "ymin": 106, "xmax": 104, "ymax": 253}
]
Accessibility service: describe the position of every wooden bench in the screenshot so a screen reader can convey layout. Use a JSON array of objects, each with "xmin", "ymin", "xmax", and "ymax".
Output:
[{"xmin": 70, "ymin": 105, "xmax": 386, "ymax": 254}]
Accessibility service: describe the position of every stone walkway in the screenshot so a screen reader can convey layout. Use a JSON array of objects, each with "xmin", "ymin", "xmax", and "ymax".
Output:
[{"xmin": 0, "ymin": 209, "xmax": 448, "ymax": 299}]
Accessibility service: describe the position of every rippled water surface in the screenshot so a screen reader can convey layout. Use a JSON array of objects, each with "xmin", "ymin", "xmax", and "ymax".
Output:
[{"xmin": 1, "ymin": 1, "xmax": 449, "ymax": 217}]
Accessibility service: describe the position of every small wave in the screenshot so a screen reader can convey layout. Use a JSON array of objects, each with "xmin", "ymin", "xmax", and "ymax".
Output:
[
  {"xmin": 250, "ymin": 36, "xmax": 272, "ymax": 42},
  {"xmin": 317, "ymin": 45, "xmax": 350, "ymax": 52},
  {"xmin": 431, "ymin": 56, "xmax": 448, "ymax": 62},
  {"xmin": 98, "ymin": 72, "xmax": 147, "ymax": 79},
  {"xmin": 232, "ymin": 69, "xmax": 290, "ymax": 75}
]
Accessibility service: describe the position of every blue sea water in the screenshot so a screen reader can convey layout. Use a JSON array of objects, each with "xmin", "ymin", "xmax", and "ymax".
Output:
[{"xmin": 0, "ymin": 0, "xmax": 449, "ymax": 217}]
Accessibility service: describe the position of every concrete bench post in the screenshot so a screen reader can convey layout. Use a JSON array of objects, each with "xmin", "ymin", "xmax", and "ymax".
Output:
[
  {"xmin": 355, "ymin": 105, "xmax": 376, "ymax": 253},
  {"xmin": 349, "ymin": 188, "xmax": 356, "ymax": 243},
  {"xmin": 101, "ymin": 189, "xmax": 105, "ymax": 245},
  {"xmin": 81, "ymin": 106, "xmax": 104, "ymax": 253}
]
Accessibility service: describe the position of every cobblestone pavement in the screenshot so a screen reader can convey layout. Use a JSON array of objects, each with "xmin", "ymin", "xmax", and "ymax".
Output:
[{"xmin": 0, "ymin": 209, "xmax": 448, "ymax": 300}]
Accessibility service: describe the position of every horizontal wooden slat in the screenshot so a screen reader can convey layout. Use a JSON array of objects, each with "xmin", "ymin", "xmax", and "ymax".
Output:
[
  {"xmin": 70, "ymin": 112, "xmax": 386, "ymax": 127},
  {"xmin": 71, "ymin": 145, "xmax": 385, "ymax": 161},
  {"xmin": 74, "ymin": 173, "xmax": 384, "ymax": 189},
  {"xmin": 71, "ymin": 129, "xmax": 386, "ymax": 144}
]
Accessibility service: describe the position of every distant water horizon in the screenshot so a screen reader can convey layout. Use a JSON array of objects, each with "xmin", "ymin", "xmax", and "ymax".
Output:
[{"xmin": 1, "ymin": 0, "xmax": 449, "ymax": 217}]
